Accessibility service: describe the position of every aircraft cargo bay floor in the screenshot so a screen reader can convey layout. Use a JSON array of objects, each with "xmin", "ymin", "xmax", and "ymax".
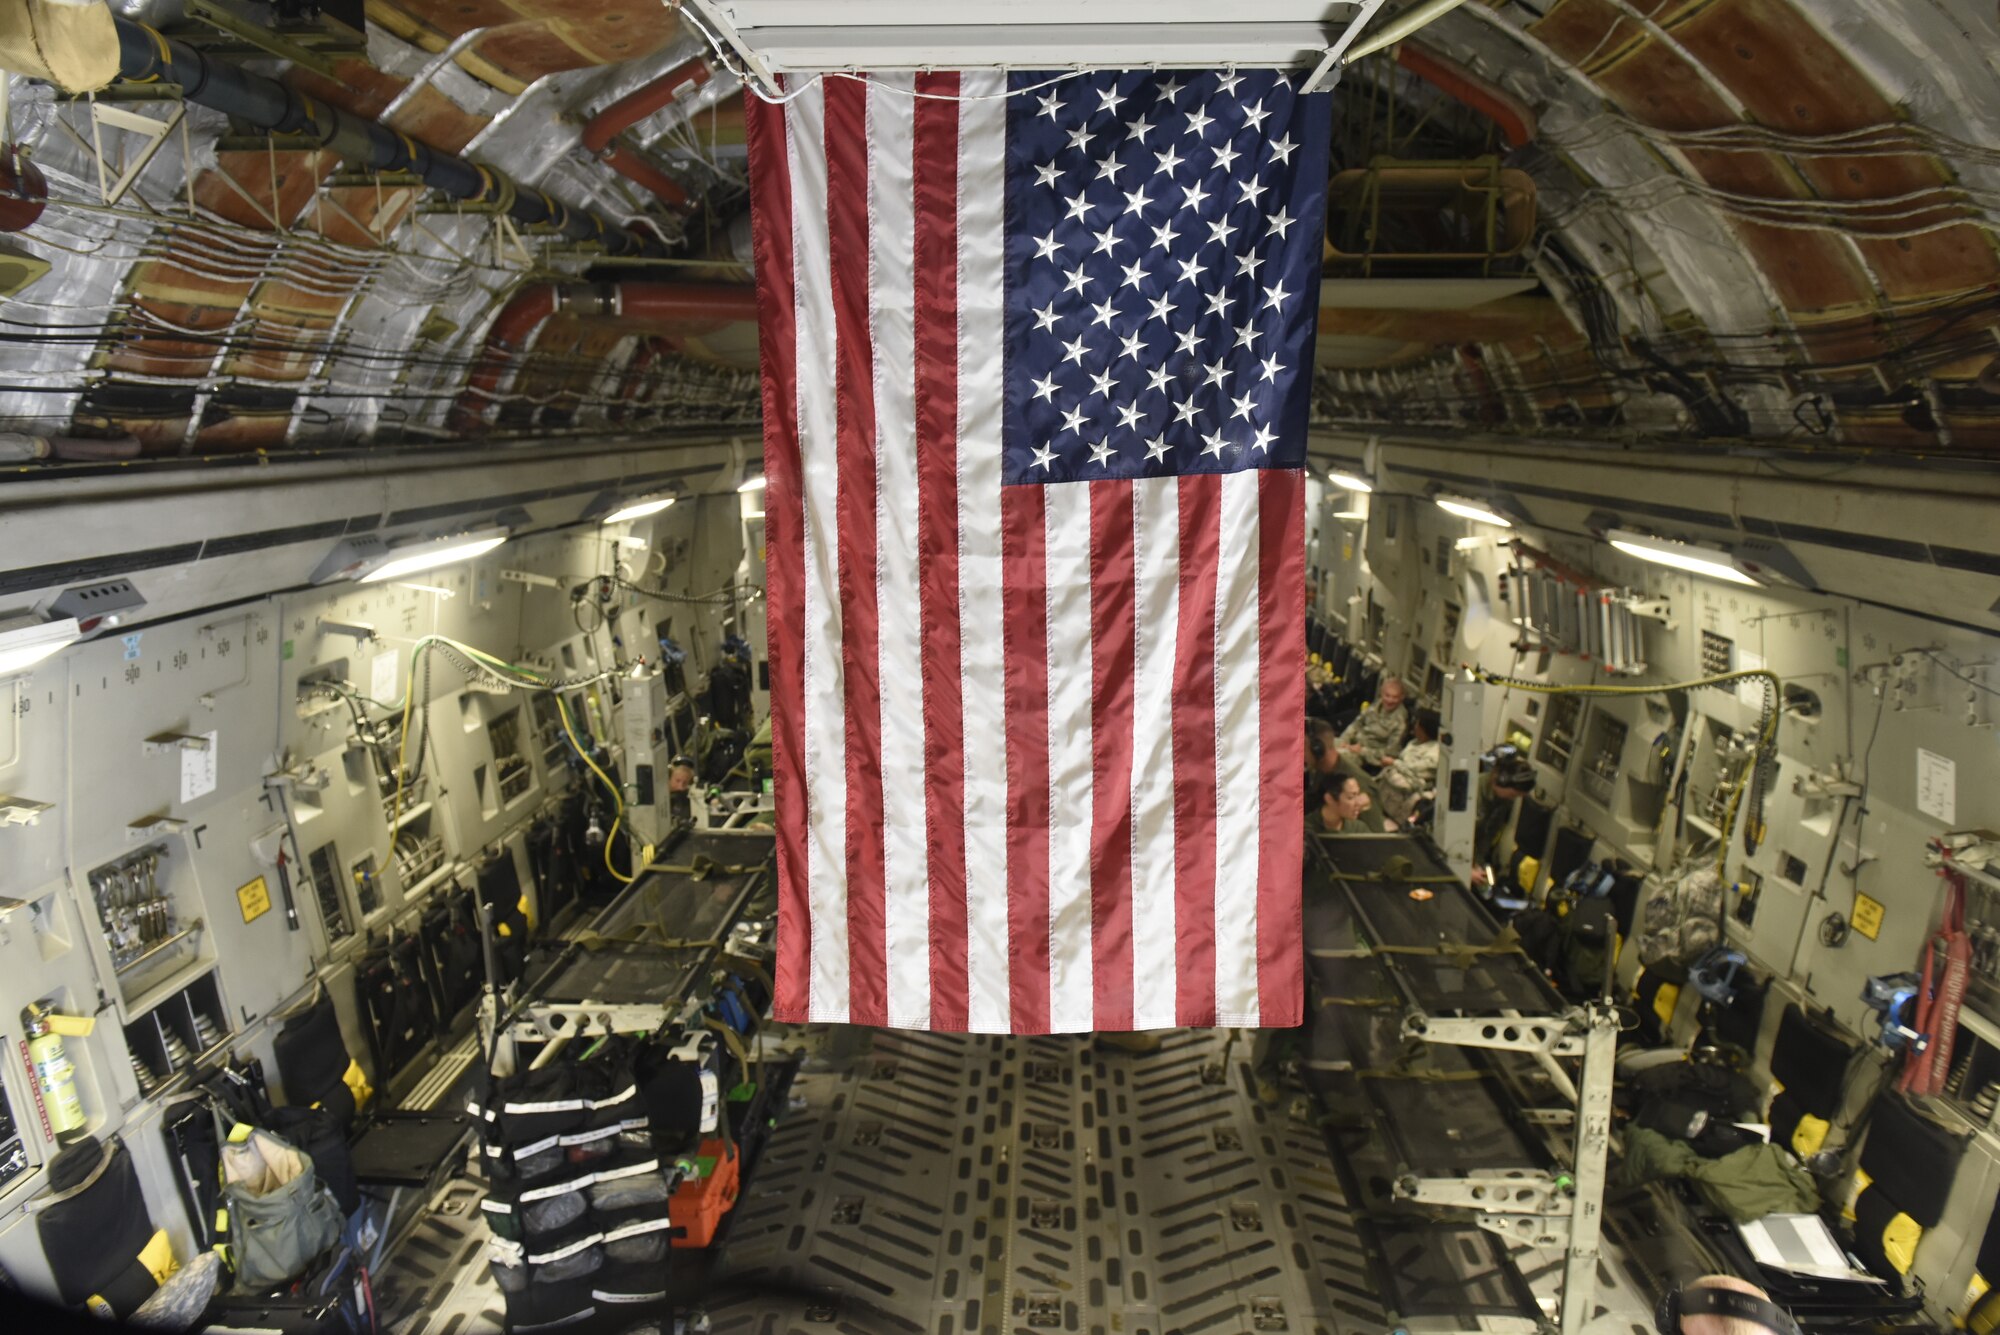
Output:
[{"xmin": 373, "ymin": 1025, "xmax": 1658, "ymax": 1334}]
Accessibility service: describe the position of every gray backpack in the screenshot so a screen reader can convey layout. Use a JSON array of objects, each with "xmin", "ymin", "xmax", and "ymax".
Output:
[{"xmin": 217, "ymin": 1124, "xmax": 344, "ymax": 1292}]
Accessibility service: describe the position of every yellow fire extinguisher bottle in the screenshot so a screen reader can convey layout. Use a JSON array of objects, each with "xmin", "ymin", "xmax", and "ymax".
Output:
[{"xmin": 23, "ymin": 1005, "xmax": 87, "ymax": 1142}]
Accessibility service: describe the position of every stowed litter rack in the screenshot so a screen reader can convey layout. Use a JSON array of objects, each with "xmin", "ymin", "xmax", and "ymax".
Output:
[{"xmin": 1300, "ymin": 830, "xmax": 1618, "ymax": 1335}]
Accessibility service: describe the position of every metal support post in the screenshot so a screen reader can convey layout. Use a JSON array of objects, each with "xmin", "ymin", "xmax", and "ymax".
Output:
[
  {"xmin": 1437, "ymin": 671, "xmax": 1486, "ymax": 877},
  {"xmin": 1560, "ymin": 1002, "xmax": 1618, "ymax": 1335}
]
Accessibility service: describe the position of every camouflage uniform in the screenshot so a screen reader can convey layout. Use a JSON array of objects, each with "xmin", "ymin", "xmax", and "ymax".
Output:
[
  {"xmin": 1337, "ymin": 702, "xmax": 1409, "ymax": 768},
  {"xmin": 1377, "ymin": 738, "xmax": 1440, "ymax": 824}
]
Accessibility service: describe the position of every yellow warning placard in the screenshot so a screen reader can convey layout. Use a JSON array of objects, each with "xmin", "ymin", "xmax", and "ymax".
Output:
[
  {"xmin": 1851, "ymin": 893, "xmax": 1885, "ymax": 941},
  {"xmin": 237, "ymin": 876, "xmax": 271, "ymax": 924}
]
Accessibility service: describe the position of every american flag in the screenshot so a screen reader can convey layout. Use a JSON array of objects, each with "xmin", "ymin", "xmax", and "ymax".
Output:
[{"xmin": 745, "ymin": 68, "xmax": 1328, "ymax": 1033}]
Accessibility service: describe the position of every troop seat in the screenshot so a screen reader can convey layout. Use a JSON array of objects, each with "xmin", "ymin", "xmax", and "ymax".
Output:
[
  {"xmin": 1766, "ymin": 1004, "xmax": 1856, "ymax": 1160},
  {"xmin": 273, "ymin": 993, "xmax": 471, "ymax": 1196},
  {"xmin": 1845, "ymin": 1090, "xmax": 1970, "ymax": 1283}
]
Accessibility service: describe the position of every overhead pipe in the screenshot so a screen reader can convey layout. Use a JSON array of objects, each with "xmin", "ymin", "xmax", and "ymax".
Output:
[
  {"xmin": 112, "ymin": 18, "xmax": 657, "ymax": 256},
  {"xmin": 1346, "ymin": 0, "xmax": 1470, "ymax": 62},
  {"xmin": 1396, "ymin": 44, "xmax": 1536, "ymax": 148},
  {"xmin": 580, "ymin": 57, "xmax": 714, "ymax": 211},
  {"xmin": 450, "ymin": 281, "xmax": 760, "ymax": 431}
]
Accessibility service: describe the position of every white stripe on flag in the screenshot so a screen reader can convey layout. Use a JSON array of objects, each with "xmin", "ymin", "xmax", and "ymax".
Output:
[
  {"xmin": 867, "ymin": 74, "xmax": 931, "ymax": 1029},
  {"xmin": 1128, "ymin": 476, "xmax": 1180, "ymax": 1029},
  {"xmin": 1044, "ymin": 480, "xmax": 1096, "ymax": 1033},
  {"xmin": 1212, "ymin": 468, "xmax": 1263, "ymax": 1026},
  {"xmin": 787, "ymin": 82, "xmax": 849, "ymax": 1024},
  {"xmin": 956, "ymin": 69, "xmax": 1011, "ymax": 1034}
]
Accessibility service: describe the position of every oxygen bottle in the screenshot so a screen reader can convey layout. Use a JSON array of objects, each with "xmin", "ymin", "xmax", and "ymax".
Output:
[{"xmin": 23, "ymin": 1003, "xmax": 89, "ymax": 1143}]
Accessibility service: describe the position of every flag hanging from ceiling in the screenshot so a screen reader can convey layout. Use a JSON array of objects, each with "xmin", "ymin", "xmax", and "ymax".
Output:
[{"xmin": 744, "ymin": 68, "xmax": 1329, "ymax": 1033}]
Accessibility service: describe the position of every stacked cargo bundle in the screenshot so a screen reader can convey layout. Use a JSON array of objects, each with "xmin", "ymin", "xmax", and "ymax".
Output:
[
  {"xmin": 472, "ymin": 1028, "xmax": 746, "ymax": 1332},
  {"xmin": 475, "ymin": 1036, "xmax": 683, "ymax": 1332}
]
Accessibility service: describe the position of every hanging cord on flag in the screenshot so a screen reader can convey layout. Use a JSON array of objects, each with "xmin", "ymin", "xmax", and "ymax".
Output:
[
  {"xmin": 671, "ymin": 7, "xmax": 1161, "ymax": 107},
  {"xmin": 728, "ymin": 65, "xmax": 1102, "ymax": 106}
]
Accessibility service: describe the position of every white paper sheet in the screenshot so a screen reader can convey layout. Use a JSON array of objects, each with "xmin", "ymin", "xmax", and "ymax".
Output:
[
  {"xmin": 180, "ymin": 730, "xmax": 219, "ymax": 803},
  {"xmin": 1916, "ymin": 748, "xmax": 1956, "ymax": 824},
  {"xmin": 372, "ymin": 648, "xmax": 400, "ymax": 705},
  {"xmin": 1737, "ymin": 1213, "xmax": 1884, "ymax": 1283}
]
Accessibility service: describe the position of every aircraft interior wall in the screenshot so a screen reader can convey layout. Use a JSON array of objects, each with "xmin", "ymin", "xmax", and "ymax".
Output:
[
  {"xmin": 1309, "ymin": 455, "xmax": 2000, "ymax": 1311},
  {"xmin": 0, "ymin": 490, "xmax": 751, "ymax": 1294}
]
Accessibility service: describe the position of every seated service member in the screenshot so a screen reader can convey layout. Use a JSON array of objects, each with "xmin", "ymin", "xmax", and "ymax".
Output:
[
  {"xmin": 1307, "ymin": 772, "xmax": 1380, "ymax": 835},
  {"xmin": 1338, "ymin": 676, "xmax": 1409, "ymax": 772},
  {"xmin": 1377, "ymin": 706, "xmax": 1441, "ymax": 827}
]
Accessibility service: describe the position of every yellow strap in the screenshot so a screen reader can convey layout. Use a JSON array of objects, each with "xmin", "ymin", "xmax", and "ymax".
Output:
[
  {"xmin": 138, "ymin": 1227, "xmax": 177, "ymax": 1285},
  {"xmin": 1883, "ymin": 1211, "xmax": 1922, "ymax": 1275},
  {"xmin": 343, "ymin": 1057, "xmax": 374, "ymax": 1111},
  {"xmin": 1652, "ymin": 982, "xmax": 1681, "ymax": 1029}
]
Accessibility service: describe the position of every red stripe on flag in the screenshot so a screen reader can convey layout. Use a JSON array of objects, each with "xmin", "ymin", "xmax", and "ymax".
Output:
[
  {"xmin": 742, "ymin": 87, "xmax": 810, "ymax": 1022},
  {"xmin": 1172, "ymin": 473, "xmax": 1221, "ymax": 1026},
  {"xmin": 912, "ymin": 72, "xmax": 968, "ymax": 1031},
  {"xmin": 1089, "ymin": 480, "xmax": 1136, "ymax": 1031},
  {"xmin": 823, "ymin": 80, "xmax": 887, "ymax": 1026},
  {"xmin": 1257, "ymin": 469, "xmax": 1307, "ymax": 1027},
  {"xmin": 1001, "ymin": 483, "xmax": 1052, "ymax": 1033}
]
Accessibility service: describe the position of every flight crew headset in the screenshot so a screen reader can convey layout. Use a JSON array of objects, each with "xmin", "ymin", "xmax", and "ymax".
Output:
[{"xmin": 1656, "ymin": 1283, "xmax": 1803, "ymax": 1335}]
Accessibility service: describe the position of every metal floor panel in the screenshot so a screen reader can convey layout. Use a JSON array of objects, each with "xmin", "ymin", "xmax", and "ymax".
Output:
[
  {"xmin": 711, "ymin": 1026, "xmax": 1386, "ymax": 1335},
  {"xmin": 374, "ymin": 1023, "xmax": 1659, "ymax": 1335},
  {"xmin": 377, "ymin": 1180, "xmax": 507, "ymax": 1335}
]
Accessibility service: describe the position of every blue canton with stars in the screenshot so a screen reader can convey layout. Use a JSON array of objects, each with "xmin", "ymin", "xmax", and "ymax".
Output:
[{"xmin": 1002, "ymin": 69, "xmax": 1329, "ymax": 486}]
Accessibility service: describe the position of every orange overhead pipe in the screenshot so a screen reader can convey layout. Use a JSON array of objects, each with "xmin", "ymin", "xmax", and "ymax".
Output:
[
  {"xmin": 581, "ymin": 57, "xmax": 714, "ymax": 211},
  {"xmin": 451, "ymin": 281, "xmax": 759, "ymax": 432},
  {"xmin": 1396, "ymin": 43, "xmax": 1536, "ymax": 149}
]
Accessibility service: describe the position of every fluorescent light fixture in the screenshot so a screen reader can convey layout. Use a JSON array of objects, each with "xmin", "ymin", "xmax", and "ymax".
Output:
[
  {"xmin": 737, "ymin": 474, "xmax": 767, "ymax": 494},
  {"xmin": 603, "ymin": 495, "xmax": 676, "ymax": 523},
  {"xmin": 1607, "ymin": 529, "xmax": 1759, "ymax": 586},
  {"xmin": 1435, "ymin": 494, "xmax": 1513, "ymax": 528},
  {"xmin": 359, "ymin": 530, "xmax": 508, "ymax": 584},
  {"xmin": 743, "ymin": 509, "xmax": 767, "ymax": 521},
  {"xmin": 316, "ymin": 529, "xmax": 510, "ymax": 585},
  {"xmin": 0, "ymin": 615, "xmax": 81, "ymax": 676},
  {"xmin": 1325, "ymin": 469, "xmax": 1373, "ymax": 494},
  {"xmin": 1334, "ymin": 509, "xmax": 1367, "ymax": 521}
]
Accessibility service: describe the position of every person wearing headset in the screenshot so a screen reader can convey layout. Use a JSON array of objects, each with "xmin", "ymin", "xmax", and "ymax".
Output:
[{"xmin": 1658, "ymin": 1276, "xmax": 1801, "ymax": 1335}]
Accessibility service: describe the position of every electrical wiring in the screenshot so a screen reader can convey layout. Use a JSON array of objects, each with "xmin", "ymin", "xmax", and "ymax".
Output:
[
  {"xmin": 1913, "ymin": 648, "xmax": 2000, "ymax": 699},
  {"xmin": 378, "ymin": 633, "xmax": 643, "ymax": 887},
  {"xmin": 1466, "ymin": 666, "xmax": 1782, "ymax": 867},
  {"xmin": 554, "ymin": 691, "xmax": 637, "ymax": 885},
  {"xmin": 1555, "ymin": 109, "xmax": 2000, "ymax": 170},
  {"xmin": 609, "ymin": 576, "xmax": 761, "ymax": 607}
]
